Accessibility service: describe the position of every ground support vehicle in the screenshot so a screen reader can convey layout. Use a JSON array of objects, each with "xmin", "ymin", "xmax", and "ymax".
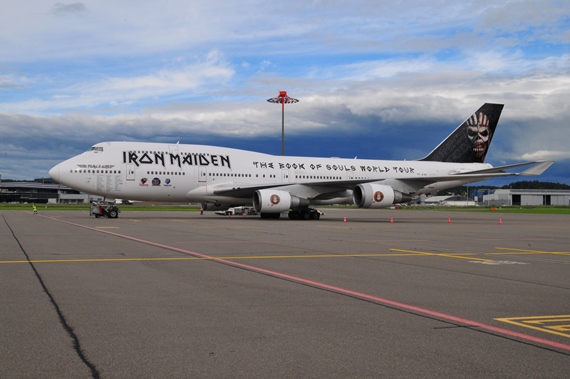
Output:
[
  {"xmin": 90, "ymin": 202, "xmax": 120, "ymax": 218},
  {"xmin": 215, "ymin": 206, "xmax": 257, "ymax": 216}
]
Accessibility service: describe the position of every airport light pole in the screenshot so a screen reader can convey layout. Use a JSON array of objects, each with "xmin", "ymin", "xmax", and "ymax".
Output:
[{"xmin": 267, "ymin": 90, "xmax": 299, "ymax": 156}]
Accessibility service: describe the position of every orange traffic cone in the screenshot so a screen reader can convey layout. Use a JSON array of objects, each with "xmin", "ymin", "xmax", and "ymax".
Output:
[
  {"xmin": 343, "ymin": 217, "xmax": 347, "ymax": 222},
  {"xmin": 448, "ymin": 217, "xmax": 451, "ymax": 224},
  {"xmin": 499, "ymin": 218, "xmax": 503, "ymax": 225},
  {"xmin": 390, "ymin": 217, "xmax": 394, "ymax": 224}
]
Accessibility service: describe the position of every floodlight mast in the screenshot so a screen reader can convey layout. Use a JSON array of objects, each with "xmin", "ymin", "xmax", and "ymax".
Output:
[{"xmin": 267, "ymin": 91, "xmax": 299, "ymax": 156}]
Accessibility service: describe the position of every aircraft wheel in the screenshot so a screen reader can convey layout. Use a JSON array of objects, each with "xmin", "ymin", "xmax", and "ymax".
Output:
[
  {"xmin": 312, "ymin": 212, "xmax": 320, "ymax": 220},
  {"xmin": 288, "ymin": 211, "xmax": 298, "ymax": 220},
  {"xmin": 302, "ymin": 211, "xmax": 310, "ymax": 220}
]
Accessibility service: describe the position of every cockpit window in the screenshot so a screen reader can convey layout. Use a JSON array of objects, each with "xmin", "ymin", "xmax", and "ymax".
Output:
[{"xmin": 89, "ymin": 146, "xmax": 104, "ymax": 152}]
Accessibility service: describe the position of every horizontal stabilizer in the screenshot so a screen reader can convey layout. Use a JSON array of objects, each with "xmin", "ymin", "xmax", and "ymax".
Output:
[
  {"xmin": 457, "ymin": 161, "xmax": 553, "ymax": 175},
  {"xmin": 395, "ymin": 161, "xmax": 556, "ymax": 187},
  {"xmin": 518, "ymin": 161, "xmax": 554, "ymax": 176}
]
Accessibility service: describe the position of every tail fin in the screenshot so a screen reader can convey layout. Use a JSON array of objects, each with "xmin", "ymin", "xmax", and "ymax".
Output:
[{"xmin": 420, "ymin": 103, "xmax": 504, "ymax": 163}]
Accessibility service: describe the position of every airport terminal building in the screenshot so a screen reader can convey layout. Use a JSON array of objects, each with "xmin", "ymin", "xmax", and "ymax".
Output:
[{"xmin": 0, "ymin": 177, "xmax": 103, "ymax": 204}]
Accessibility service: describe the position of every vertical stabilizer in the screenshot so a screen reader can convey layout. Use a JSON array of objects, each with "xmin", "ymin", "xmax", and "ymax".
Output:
[{"xmin": 420, "ymin": 103, "xmax": 504, "ymax": 163}]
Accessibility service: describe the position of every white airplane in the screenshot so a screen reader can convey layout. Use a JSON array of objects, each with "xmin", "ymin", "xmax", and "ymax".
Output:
[{"xmin": 49, "ymin": 103, "xmax": 553, "ymax": 219}]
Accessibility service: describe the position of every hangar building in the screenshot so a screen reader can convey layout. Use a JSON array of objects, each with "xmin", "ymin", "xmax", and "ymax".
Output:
[{"xmin": 482, "ymin": 189, "xmax": 570, "ymax": 206}]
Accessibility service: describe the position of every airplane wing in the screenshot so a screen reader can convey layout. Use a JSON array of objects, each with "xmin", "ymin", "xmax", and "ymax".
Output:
[{"xmin": 206, "ymin": 161, "xmax": 554, "ymax": 198}]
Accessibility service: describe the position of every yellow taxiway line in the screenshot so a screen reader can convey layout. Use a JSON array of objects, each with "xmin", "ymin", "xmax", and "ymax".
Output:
[
  {"xmin": 389, "ymin": 248, "xmax": 495, "ymax": 262},
  {"xmin": 0, "ymin": 251, "xmax": 430, "ymax": 264},
  {"xmin": 487, "ymin": 247, "xmax": 570, "ymax": 256},
  {"xmin": 0, "ymin": 249, "xmax": 500, "ymax": 264}
]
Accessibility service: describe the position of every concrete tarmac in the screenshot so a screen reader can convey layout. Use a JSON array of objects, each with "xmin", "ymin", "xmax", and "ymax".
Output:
[{"xmin": 1, "ymin": 208, "xmax": 569, "ymax": 378}]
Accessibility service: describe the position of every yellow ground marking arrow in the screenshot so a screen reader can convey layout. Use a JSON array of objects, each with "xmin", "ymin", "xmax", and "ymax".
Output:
[{"xmin": 495, "ymin": 315, "xmax": 570, "ymax": 339}]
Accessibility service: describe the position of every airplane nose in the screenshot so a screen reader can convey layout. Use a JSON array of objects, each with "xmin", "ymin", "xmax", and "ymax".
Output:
[{"xmin": 49, "ymin": 164, "xmax": 60, "ymax": 182}]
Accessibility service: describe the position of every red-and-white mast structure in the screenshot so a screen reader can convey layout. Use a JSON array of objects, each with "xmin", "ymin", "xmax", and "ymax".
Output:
[{"xmin": 267, "ymin": 91, "xmax": 299, "ymax": 156}]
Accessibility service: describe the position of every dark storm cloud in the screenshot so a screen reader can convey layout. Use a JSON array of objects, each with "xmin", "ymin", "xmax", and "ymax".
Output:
[{"xmin": 52, "ymin": 2, "xmax": 87, "ymax": 15}]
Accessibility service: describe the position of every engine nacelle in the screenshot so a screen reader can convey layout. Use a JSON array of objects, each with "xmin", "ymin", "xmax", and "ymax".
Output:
[
  {"xmin": 353, "ymin": 184, "xmax": 411, "ymax": 208},
  {"xmin": 253, "ymin": 189, "xmax": 309, "ymax": 213}
]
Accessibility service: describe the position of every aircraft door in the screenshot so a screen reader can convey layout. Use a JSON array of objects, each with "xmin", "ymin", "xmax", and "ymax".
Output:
[
  {"xmin": 281, "ymin": 169, "xmax": 291, "ymax": 182},
  {"xmin": 126, "ymin": 164, "xmax": 135, "ymax": 181},
  {"xmin": 168, "ymin": 145, "xmax": 179, "ymax": 155},
  {"xmin": 199, "ymin": 167, "xmax": 207, "ymax": 182}
]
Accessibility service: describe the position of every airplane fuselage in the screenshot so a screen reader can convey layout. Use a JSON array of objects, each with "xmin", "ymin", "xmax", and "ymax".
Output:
[
  {"xmin": 49, "ymin": 141, "xmax": 491, "ymax": 205},
  {"xmin": 48, "ymin": 104, "xmax": 553, "ymax": 217}
]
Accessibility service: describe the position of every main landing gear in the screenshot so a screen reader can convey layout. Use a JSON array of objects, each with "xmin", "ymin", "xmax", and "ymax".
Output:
[
  {"xmin": 259, "ymin": 213, "xmax": 281, "ymax": 219},
  {"xmin": 288, "ymin": 207, "xmax": 323, "ymax": 220},
  {"xmin": 259, "ymin": 207, "xmax": 324, "ymax": 220}
]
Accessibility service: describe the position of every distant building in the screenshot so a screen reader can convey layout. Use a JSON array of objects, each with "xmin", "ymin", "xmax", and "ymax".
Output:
[
  {"xmin": 470, "ymin": 188, "xmax": 495, "ymax": 203},
  {"xmin": 423, "ymin": 195, "xmax": 477, "ymax": 206},
  {"xmin": 0, "ymin": 177, "xmax": 103, "ymax": 204},
  {"xmin": 482, "ymin": 189, "xmax": 570, "ymax": 206}
]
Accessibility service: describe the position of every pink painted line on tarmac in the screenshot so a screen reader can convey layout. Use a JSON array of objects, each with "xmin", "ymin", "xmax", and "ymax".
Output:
[{"xmin": 45, "ymin": 215, "xmax": 570, "ymax": 352}]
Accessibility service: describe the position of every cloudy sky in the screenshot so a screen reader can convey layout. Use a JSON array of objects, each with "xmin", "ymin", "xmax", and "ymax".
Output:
[{"xmin": 1, "ymin": 0, "xmax": 569, "ymax": 185}]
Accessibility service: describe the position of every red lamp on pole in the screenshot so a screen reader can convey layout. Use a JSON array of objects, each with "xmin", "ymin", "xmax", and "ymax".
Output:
[{"xmin": 267, "ymin": 90, "xmax": 299, "ymax": 156}]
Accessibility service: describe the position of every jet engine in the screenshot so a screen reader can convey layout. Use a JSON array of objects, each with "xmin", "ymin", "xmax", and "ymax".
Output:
[
  {"xmin": 253, "ymin": 189, "xmax": 309, "ymax": 213},
  {"xmin": 353, "ymin": 183, "xmax": 412, "ymax": 208}
]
